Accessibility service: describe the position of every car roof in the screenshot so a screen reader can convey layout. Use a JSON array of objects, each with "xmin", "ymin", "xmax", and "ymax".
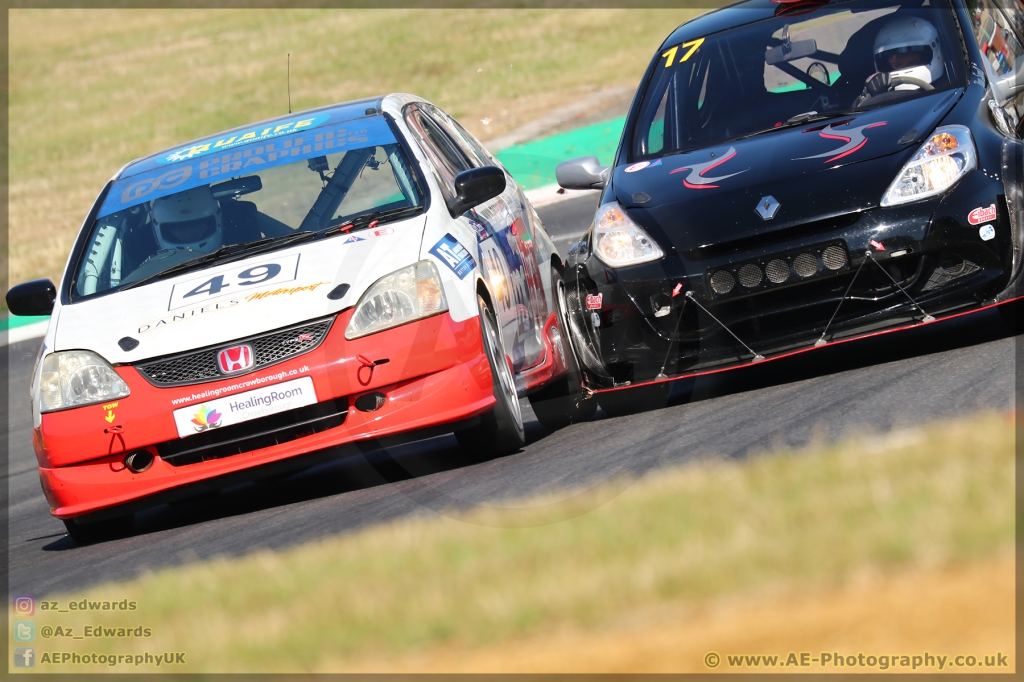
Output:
[
  {"xmin": 657, "ymin": 0, "xmax": 951, "ymax": 50},
  {"xmin": 117, "ymin": 95, "xmax": 387, "ymax": 180}
]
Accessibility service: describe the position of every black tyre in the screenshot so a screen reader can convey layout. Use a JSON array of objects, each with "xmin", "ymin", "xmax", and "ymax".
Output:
[
  {"xmin": 528, "ymin": 268, "xmax": 597, "ymax": 430},
  {"xmin": 455, "ymin": 295, "xmax": 526, "ymax": 458},
  {"xmin": 597, "ymin": 382, "xmax": 672, "ymax": 418},
  {"xmin": 63, "ymin": 514, "xmax": 135, "ymax": 545}
]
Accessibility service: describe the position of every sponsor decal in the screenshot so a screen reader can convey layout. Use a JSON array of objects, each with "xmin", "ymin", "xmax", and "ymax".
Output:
[
  {"xmin": 102, "ymin": 401, "xmax": 118, "ymax": 424},
  {"xmin": 117, "ymin": 167, "xmax": 193, "ymax": 208},
  {"xmin": 190, "ymin": 404, "xmax": 223, "ymax": 432},
  {"xmin": 586, "ymin": 293, "xmax": 603, "ymax": 309},
  {"xmin": 968, "ymin": 204, "xmax": 997, "ymax": 225},
  {"xmin": 430, "ymin": 233, "xmax": 476, "ymax": 280},
  {"xmin": 162, "ymin": 114, "xmax": 331, "ymax": 163},
  {"xmin": 138, "ymin": 299, "xmax": 240, "ymax": 334},
  {"xmin": 168, "ymin": 253, "xmax": 300, "ymax": 311},
  {"xmin": 870, "ymin": 239, "xmax": 886, "ymax": 251},
  {"xmin": 625, "ymin": 159, "xmax": 662, "ymax": 173},
  {"xmin": 796, "ymin": 122, "xmax": 887, "ymax": 164},
  {"xmin": 670, "ymin": 147, "xmax": 747, "ymax": 189},
  {"xmin": 100, "ymin": 118, "xmax": 398, "ymax": 217},
  {"xmin": 342, "ymin": 235, "xmax": 366, "ymax": 244},
  {"xmin": 468, "ymin": 219, "xmax": 490, "ymax": 241},
  {"xmin": 979, "ymin": 224, "xmax": 996, "ymax": 241},
  {"xmin": 372, "ymin": 227, "xmax": 394, "ymax": 237},
  {"xmin": 171, "ymin": 376, "xmax": 317, "ymax": 438},
  {"xmin": 244, "ymin": 281, "xmax": 329, "ymax": 302},
  {"xmin": 171, "ymin": 365, "xmax": 309, "ymax": 406},
  {"xmin": 217, "ymin": 344, "xmax": 254, "ymax": 374}
]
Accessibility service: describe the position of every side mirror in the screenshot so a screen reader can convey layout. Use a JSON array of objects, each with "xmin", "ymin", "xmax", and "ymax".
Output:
[
  {"xmin": 556, "ymin": 157, "xmax": 610, "ymax": 191},
  {"xmin": 449, "ymin": 166, "xmax": 506, "ymax": 216},
  {"xmin": 992, "ymin": 55, "xmax": 1024, "ymax": 105},
  {"xmin": 7, "ymin": 278, "xmax": 56, "ymax": 317}
]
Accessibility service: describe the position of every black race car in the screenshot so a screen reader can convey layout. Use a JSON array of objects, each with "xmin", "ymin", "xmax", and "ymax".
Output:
[{"xmin": 557, "ymin": 0, "xmax": 1024, "ymax": 415}]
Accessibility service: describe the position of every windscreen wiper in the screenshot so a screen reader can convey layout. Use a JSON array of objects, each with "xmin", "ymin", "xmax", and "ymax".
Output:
[
  {"xmin": 737, "ymin": 110, "xmax": 861, "ymax": 141},
  {"xmin": 119, "ymin": 231, "xmax": 316, "ymax": 291},
  {"xmin": 320, "ymin": 205, "xmax": 423, "ymax": 237}
]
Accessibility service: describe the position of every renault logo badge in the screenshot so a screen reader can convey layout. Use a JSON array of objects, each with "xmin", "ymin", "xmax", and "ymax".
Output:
[{"xmin": 756, "ymin": 196, "xmax": 780, "ymax": 220}]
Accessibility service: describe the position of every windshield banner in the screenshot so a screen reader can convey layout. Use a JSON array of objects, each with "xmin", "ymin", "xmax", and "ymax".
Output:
[{"xmin": 99, "ymin": 117, "xmax": 397, "ymax": 218}]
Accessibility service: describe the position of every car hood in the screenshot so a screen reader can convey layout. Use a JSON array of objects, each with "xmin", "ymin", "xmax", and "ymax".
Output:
[
  {"xmin": 54, "ymin": 216, "xmax": 427, "ymax": 364},
  {"xmin": 613, "ymin": 90, "xmax": 962, "ymax": 253}
]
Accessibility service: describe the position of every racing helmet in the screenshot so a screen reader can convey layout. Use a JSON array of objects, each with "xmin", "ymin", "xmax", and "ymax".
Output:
[
  {"xmin": 873, "ymin": 16, "xmax": 944, "ymax": 87},
  {"xmin": 151, "ymin": 186, "xmax": 223, "ymax": 253}
]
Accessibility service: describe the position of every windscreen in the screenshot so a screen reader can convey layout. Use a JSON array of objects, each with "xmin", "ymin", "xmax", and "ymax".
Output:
[
  {"xmin": 73, "ymin": 117, "xmax": 423, "ymax": 299},
  {"xmin": 630, "ymin": 0, "xmax": 967, "ymax": 160}
]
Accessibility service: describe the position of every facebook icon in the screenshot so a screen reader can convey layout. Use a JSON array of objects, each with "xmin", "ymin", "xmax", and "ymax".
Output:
[{"xmin": 14, "ymin": 646, "xmax": 35, "ymax": 668}]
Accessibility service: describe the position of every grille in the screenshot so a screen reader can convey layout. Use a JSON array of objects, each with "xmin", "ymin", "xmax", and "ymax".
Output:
[
  {"xmin": 793, "ymin": 252, "xmax": 819, "ymax": 277},
  {"xmin": 922, "ymin": 259, "xmax": 980, "ymax": 291},
  {"xmin": 156, "ymin": 398, "xmax": 348, "ymax": 466},
  {"xmin": 738, "ymin": 264, "xmax": 763, "ymax": 288},
  {"xmin": 766, "ymin": 259, "xmax": 790, "ymax": 284},
  {"xmin": 822, "ymin": 245, "xmax": 847, "ymax": 271},
  {"xmin": 137, "ymin": 317, "xmax": 334, "ymax": 387},
  {"xmin": 710, "ymin": 270, "xmax": 736, "ymax": 295}
]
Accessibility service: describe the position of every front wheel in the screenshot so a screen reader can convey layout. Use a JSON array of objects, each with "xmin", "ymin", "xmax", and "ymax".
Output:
[
  {"xmin": 455, "ymin": 295, "xmax": 526, "ymax": 459},
  {"xmin": 528, "ymin": 268, "xmax": 597, "ymax": 430}
]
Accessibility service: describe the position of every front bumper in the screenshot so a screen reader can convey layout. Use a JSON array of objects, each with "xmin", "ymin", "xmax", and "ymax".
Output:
[
  {"xmin": 567, "ymin": 183, "xmax": 1019, "ymax": 390},
  {"xmin": 36, "ymin": 309, "xmax": 493, "ymax": 520}
]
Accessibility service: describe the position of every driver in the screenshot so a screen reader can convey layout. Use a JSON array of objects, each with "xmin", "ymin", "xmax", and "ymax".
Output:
[
  {"xmin": 855, "ymin": 16, "xmax": 944, "ymax": 106},
  {"xmin": 150, "ymin": 185, "xmax": 223, "ymax": 254}
]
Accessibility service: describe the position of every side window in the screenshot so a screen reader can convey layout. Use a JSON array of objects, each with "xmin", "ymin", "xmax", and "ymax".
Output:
[
  {"xmin": 424, "ymin": 104, "xmax": 495, "ymax": 168},
  {"xmin": 403, "ymin": 105, "xmax": 472, "ymax": 200}
]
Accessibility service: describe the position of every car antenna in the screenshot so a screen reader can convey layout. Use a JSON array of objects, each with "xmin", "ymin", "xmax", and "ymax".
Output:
[{"xmin": 287, "ymin": 53, "xmax": 292, "ymax": 114}]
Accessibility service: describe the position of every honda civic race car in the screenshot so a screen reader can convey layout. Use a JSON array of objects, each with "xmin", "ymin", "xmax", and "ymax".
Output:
[
  {"xmin": 556, "ymin": 0, "xmax": 1024, "ymax": 415},
  {"xmin": 7, "ymin": 94, "xmax": 592, "ymax": 542}
]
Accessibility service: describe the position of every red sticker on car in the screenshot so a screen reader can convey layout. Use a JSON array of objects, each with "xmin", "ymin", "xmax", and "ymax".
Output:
[
  {"xmin": 586, "ymin": 294, "xmax": 603, "ymax": 309},
  {"xmin": 968, "ymin": 204, "xmax": 997, "ymax": 225}
]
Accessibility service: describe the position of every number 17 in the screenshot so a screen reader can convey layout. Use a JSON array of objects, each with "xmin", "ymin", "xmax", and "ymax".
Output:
[{"xmin": 662, "ymin": 37, "xmax": 705, "ymax": 68}]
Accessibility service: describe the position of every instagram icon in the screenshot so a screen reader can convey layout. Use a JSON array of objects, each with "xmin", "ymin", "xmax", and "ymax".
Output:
[{"xmin": 13, "ymin": 596, "xmax": 34, "ymax": 616}]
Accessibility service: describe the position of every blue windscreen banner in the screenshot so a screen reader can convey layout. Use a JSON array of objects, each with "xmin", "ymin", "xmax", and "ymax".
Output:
[{"xmin": 99, "ymin": 116, "xmax": 398, "ymax": 218}]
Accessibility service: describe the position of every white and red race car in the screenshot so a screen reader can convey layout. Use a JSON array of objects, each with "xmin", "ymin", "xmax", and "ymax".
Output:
[{"xmin": 6, "ymin": 94, "xmax": 594, "ymax": 542}]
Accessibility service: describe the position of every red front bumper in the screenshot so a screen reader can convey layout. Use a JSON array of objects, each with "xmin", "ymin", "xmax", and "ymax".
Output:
[{"xmin": 35, "ymin": 309, "xmax": 493, "ymax": 520}]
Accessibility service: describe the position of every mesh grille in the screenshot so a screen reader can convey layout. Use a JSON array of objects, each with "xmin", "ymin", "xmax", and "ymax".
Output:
[
  {"xmin": 793, "ymin": 252, "xmax": 819, "ymax": 277},
  {"xmin": 766, "ymin": 259, "xmax": 790, "ymax": 284},
  {"xmin": 137, "ymin": 317, "xmax": 334, "ymax": 387},
  {"xmin": 738, "ymin": 264, "xmax": 762, "ymax": 288},
  {"xmin": 822, "ymin": 245, "xmax": 848, "ymax": 271},
  {"xmin": 710, "ymin": 270, "xmax": 735, "ymax": 295}
]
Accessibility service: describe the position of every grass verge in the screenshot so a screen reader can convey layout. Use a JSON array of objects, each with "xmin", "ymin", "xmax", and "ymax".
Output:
[
  {"xmin": 19, "ymin": 411, "xmax": 1015, "ymax": 673},
  {"xmin": 9, "ymin": 7, "xmax": 707, "ymax": 287}
]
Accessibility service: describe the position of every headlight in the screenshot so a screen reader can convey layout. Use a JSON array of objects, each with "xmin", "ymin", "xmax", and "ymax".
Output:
[
  {"xmin": 592, "ymin": 202, "xmax": 665, "ymax": 268},
  {"xmin": 881, "ymin": 126, "xmax": 976, "ymax": 207},
  {"xmin": 345, "ymin": 260, "xmax": 449, "ymax": 340},
  {"xmin": 38, "ymin": 350, "xmax": 130, "ymax": 413}
]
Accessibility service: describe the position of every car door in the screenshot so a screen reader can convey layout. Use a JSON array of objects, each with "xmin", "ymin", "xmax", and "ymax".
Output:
[{"xmin": 407, "ymin": 103, "xmax": 547, "ymax": 373}]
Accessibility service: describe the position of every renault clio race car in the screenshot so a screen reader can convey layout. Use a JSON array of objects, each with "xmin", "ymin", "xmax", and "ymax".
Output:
[
  {"xmin": 557, "ymin": 0, "xmax": 1024, "ymax": 415},
  {"xmin": 7, "ymin": 94, "xmax": 592, "ymax": 542}
]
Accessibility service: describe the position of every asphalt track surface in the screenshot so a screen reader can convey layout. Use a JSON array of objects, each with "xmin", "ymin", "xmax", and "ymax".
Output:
[{"xmin": 6, "ymin": 193, "xmax": 1020, "ymax": 597}]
